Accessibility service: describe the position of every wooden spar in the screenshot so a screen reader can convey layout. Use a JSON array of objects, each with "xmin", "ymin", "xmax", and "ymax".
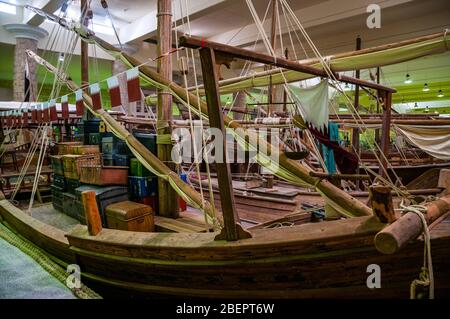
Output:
[
  {"xmin": 80, "ymin": 0, "xmax": 91, "ymax": 120},
  {"xmin": 81, "ymin": 191, "xmax": 102, "ymax": 236},
  {"xmin": 352, "ymin": 36, "xmax": 362, "ymax": 189},
  {"xmin": 51, "ymin": 25, "xmax": 372, "ymax": 217},
  {"xmin": 199, "ymin": 47, "xmax": 251, "ymax": 241},
  {"xmin": 379, "ymin": 91, "xmax": 392, "ymax": 178},
  {"xmin": 330, "ymin": 119, "xmax": 450, "ymax": 126},
  {"xmin": 179, "ymin": 36, "xmax": 397, "ymax": 94},
  {"xmin": 202, "ymin": 31, "xmax": 448, "ymax": 91},
  {"xmin": 375, "ymin": 196, "xmax": 450, "ymax": 254},
  {"xmin": 309, "ymin": 172, "xmax": 371, "ymax": 181},
  {"xmin": 25, "ymin": 50, "xmax": 218, "ymax": 227},
  {"xmin": 375, "ymin": 67, "xmax": 381, "ymax": 144},
  {"xmin": 156, "ymin": 0, "xmax": 179, "ymax": 218}
]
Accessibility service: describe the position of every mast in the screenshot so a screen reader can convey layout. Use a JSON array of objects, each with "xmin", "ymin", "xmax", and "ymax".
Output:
[
  {"xmin": 157, "ymin": 0, "xmax": 179, "ymax": 218},
  {"xmin": 268, "ymin": 0, "xmax": 278, "ymax": 115},
  {"xmin": 80, "ymin": 0, "xmax": 91, "ymax": 120},
  {"xmin": 352, "ymin": 36, "xmax": 362, "ymax": 189}
]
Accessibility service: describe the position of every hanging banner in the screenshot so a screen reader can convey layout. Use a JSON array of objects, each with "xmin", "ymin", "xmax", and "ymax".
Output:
[
  {"xmin": 75, "ymin": 89, "xmax": 84, "ymax": 116},
  {"xmin": 107, "ymin": 75, "xmax": 122, "ymax": 107},
  {"xmin": 61, "ymin": 95, "xmax": 69, "ymax": 119},
  {"xmin": 49, "ymin": 98, "xmax": 58, "ymax": 122},
  {"xmin": 31, "ymin": 104, "xmax": 37, "ymax": 123},
  {"xmin": 126, "ymin": 67, "xmax": 141, "ymax": 103},
  {"xmin": 16, "ymin": 110, "xmax": 22, "ymax": 126},
  {"xmin": 22, "ymin": 107, "xmax": 29, "ymax": 126},
  {"xmin": 42, "ymin": 102, "xmax": 50, "ymax": 123},
  {"xmin": 89, "ymin": 83, "xmax": 102, "ymax": 110},
  {"xmin": 36, "ymin": 104, "xmax": 42, "ymax": 124},
  {"xmin": 6, "ymin": 111, "xmax": 13, "ymax": 127}
]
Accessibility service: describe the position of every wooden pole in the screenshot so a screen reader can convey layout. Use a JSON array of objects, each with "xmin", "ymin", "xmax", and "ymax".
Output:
[
  {"xmin": 375, "ymin": 67, "xmax": 381, "ymax": 144},
  {"xmin": 81, "ymin": 191, "xmax": 102, "ymax": 236},
  {"xmin": 379, "ymin": 91, "xmax": 392, "ymax": 178},
  {"xmin": 368, "ymin": 185, "xmax": 396, "ymax": 223},
  {"xmin": 375, "ymin": 196, "xmax": 450, "ymax": 254},
  {"xmin": 157, "ymin": 0, "xmax": 179, "ymax": 218},
  {"xmin": 268, "ymin": 0, "xmax": 279, "ymax": 115},
  {"xmin": 80, "ymin": 0, "xmax": 91, "ymax": 120},
  {"xmin": 199, "ymin": 47, "xmax": 251, "ymax": 241},
  {"xmin": 179, "ymin": 36, "xmax": 396, "ymax": 93},
  {"xmin": 352, "ymin": 36, "xmax": 362, "ymax": 189}
]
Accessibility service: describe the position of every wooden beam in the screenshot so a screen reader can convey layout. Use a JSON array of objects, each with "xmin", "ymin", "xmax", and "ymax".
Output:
[
  {"xmin": 199, "ymin": 47, "xmax": 251, "ymax": 241},
  {"xmin": 352, "ymin": 36, "xmax": 362, "ymax": 190},
  {"xmin": 375, "ymin": 196, "xmax": 450, "ymax": 254},
  {"xmin": 179, "ymin": 36, "xmax": 396, "ymax": 93},
  {"xmin": 379, "ymin": 91, "xmax": 392, "ymax": 178},
  {"xmin": 81, "ymin": 191, "xmax": 102, "ymax": 236},
  {"xmin": 368, "ymin": 185, "xmax": 396, "ymax": 223},
  {"xmin": 157, "ymin": 0, "xmax": 179, "ymax": 218}
]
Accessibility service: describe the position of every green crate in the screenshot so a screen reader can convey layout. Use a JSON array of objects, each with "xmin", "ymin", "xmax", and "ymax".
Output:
[{"xmin": 130, "ymin": 158, "xmax": 151, "ymax": 177}]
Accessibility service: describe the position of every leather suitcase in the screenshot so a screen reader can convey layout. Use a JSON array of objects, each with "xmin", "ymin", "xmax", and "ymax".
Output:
[
  {"xmin": 80, "ymin": 165, "xmax": 128, "ymax": 185},
  {"xmin": 105, "ymin": 201, "xmax": 154, "ymax": 232}
]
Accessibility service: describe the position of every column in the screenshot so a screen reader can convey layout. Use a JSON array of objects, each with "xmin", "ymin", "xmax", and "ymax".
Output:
[{"xmin": 4, "ymin": 24, "xmax": 48, "ymax": 102}]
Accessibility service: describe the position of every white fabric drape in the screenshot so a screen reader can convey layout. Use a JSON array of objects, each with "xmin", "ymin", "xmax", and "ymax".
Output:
[
  {"xmin": 396, "ymin": 124, "xmax": 450, "ymax": 160},
  {"xmin": 289, "ymin": 80, "xmax": 329, "ymax": 132}
]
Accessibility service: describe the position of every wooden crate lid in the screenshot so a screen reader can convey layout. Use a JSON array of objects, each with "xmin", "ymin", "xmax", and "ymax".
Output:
[{"xmin": 105, "ymin": 201, "xmax": 152, "ymax": 221}]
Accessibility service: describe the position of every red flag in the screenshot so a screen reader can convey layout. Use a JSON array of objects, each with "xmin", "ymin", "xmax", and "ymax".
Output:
[
  {"xmin": 36, "ymin": 104, "xmax": 42, "ymax": 124},
  {"xmin": 89, "ymin": 83, "xmax": 102, "ymax": 110},
  {"xmin": 42, "ymin": 102, "xmax": 50, "ymax": 123},
  {"xmin": 49, "ymin": 99, "xmax": 58, "ymax": 122},
  {"xmin": 61, "ymin": 95, "xmax": 69, "ymax": 119},
  {"xmin": 31, "ymin": 105, "xmax": 37, "ymax": 123},
  {"xmin": 75, "ymin": 89, "xmax": 84, "ymax": 116},
  {"xmin": 16, "ymin": 110, "xmax": 22, "ymax": 126},
  {"xmin": 6, "ymin": 111, "xmax": 12, "ymax": 127},
  {"xmin": 107, "ymin": 76, "xmax": 121, "ymax": 107},
  {"xmin": 22, "ymin": 108, "xmax": 29, "ymax": 127},
  {"xmin": 126, "ymin": 68, "xmax": 141, "ymax": 103}
]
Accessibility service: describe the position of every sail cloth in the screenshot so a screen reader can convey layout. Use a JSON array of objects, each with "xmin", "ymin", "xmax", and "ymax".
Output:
[
  {"xmin": 289, "ymin": 80, "xmax": 329, "ymax": 132},
  {"xmin": 396, "ymin": 124, "xmax": 450, "ymax": 160},
  {"xmin": 215, "ymin": 33, "xmax": 450, "ymax": 94}
]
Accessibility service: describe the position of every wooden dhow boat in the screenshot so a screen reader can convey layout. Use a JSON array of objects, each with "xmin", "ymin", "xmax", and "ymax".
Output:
[{"xmin": 1, "ymin": 4, "xmax": 450, "ymax": 299}]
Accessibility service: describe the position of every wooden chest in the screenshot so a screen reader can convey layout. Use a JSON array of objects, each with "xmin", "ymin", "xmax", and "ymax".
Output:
[
  {"xmin": 72, "ymin": 145, "xmax": 100, "ymax": 155},
  {"xmin": 62, "ymin": 154, "xmax": 102, "ymax": 180},
  {"xmin": 105, "ymin": 201, "xmax": 154, "ymax": 232},
  {"xmin": 80, "ymin": 165, "xmax": 128, "ymax": 186},
  {"xmin": 56, "ymin": 141, "xmax": 82, "ymax": 155}
]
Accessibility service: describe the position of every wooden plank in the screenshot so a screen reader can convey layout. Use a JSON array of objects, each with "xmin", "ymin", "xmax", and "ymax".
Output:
[
  {"xmin": 199, "ymin": 47, "xmax": 251, "ymax": 241},
  {"xmin": 81, "ymin": 191, "xmax": 102, "ymax": 236}
]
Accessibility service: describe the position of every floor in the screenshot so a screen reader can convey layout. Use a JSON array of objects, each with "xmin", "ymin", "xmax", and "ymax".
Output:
[{"xmin": 0, "ymin": 238, "xmax": 75, "ymax": 299}]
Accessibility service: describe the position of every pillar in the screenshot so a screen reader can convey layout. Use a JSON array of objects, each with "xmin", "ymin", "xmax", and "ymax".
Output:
[{"xmin": 4, "ymin": 24, "xmax": 48, "ymax": 102}]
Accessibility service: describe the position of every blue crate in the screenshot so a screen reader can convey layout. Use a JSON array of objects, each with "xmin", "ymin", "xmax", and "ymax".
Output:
[{"xmin": 129, "ymin": 176, "xmax": 158, "ymax": 198}]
